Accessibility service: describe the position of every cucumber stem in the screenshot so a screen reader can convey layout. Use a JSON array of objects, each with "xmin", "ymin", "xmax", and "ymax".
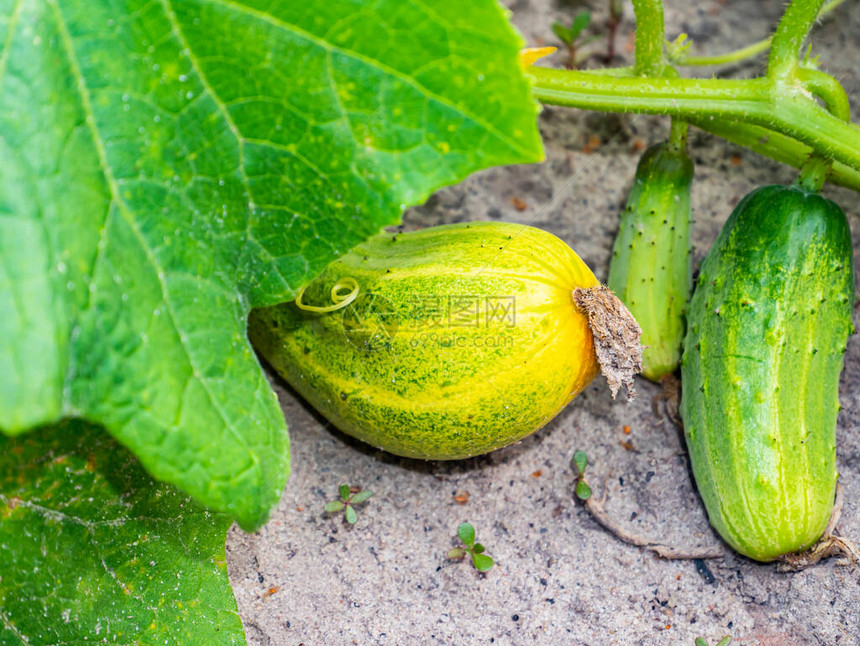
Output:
[
  {"xmin": 667, "ymin": 119, "xmax": 688, "ymax": 152},
  {"xmin": 795, "ymin": 155, "xmax": 831, "ymax": 193}
]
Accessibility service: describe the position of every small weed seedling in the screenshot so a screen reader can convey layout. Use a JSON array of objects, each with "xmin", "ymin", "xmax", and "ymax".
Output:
[
  {"xmin": 573, "ymin": 450, "xmax": 592, "ymax": 501},
  {"xmin": 666, "ymin": 33, "xmax": 693, "ymax": 65},
  {"xmin": 605, "ymin": 0, "xmax": 623, "ymax": 62},
  {"xmin": 447, "ymin": 522, "xmax": 494, "ymax": 572},
  {"xmin": 551, "ymin": 10, "xmax": 597, "ymax": 68},
  {"xmin": 695, "ymin": 637, "xmax": 732, "ymax": 646},
  {"xmin": 324, "ymin": 484, "xmax": 373, "ymax": 524}
]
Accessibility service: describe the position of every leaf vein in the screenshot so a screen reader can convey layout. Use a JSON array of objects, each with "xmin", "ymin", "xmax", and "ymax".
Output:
[
  {"xmin": 206, "ymin": 0, "xmax": 532, "ymax": 158},
  {"xmin": 0, "ymin": 0, "xmax": 23, "ymax": 93},
  {"xmin": 159, "ymin": 0, "xmax": 290, "ymax": 293},
  {"xmin": 48, "ymin": 0, "xmax": 260, "ymax": 478},
  {"xmin": 0, "ymin": 606, "xmax": 31, "ymax": 645}
]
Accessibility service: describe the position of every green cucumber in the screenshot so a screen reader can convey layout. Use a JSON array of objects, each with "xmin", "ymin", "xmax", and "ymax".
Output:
[
  {"xmin": 681, "ymin": 184, "xmax": 854, "ymax": 561},
  {"xmin": 608, "ymin": 139, "xmax": 694, "ymax": 381},
  {"xmin": 249, "ymin": 221, "xmax": 641, "ymax": 460}
]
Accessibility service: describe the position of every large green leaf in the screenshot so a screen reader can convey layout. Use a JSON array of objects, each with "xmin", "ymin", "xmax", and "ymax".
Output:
[
  {"xmin": 0, "ymin": 0, "xmax": 542, "ymax": 528},
  {"xmin": 0, "ymin": 420, "xmax": 244, "ymax": 645}
]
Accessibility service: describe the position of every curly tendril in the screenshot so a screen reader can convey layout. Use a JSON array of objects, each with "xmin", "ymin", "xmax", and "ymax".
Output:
[{"xmin": 294, "ymin": 277, "xmax": 360, "ymax": 313}]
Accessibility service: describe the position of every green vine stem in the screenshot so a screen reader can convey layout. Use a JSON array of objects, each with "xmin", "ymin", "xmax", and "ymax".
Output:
[
  {"xmin": 797, "ymin": 68, "xmax": 851, "ymax": 122},
  {"xmin": 529, "ymin": 0, "xmax": 859, "ymax": 190},
  {"xmin": 525, "ymin": 67, "xmax": 860, "ymax": 177},
  {"xmin": 631, "ymin": 0, "xmax": 666, "ymax": 76},
  {"xmin": 688, "ymin": 117, "xmax": 860, "ymax": 193},
  {"xmin": 678, "ymin": 0, "xmax": 846, "ymax": 67},
  {"xmin": 580, "ymin": 65, "xmax": 634, "ymax": 77},
  {"xmin": 679, "ymin": 37, "xmax": 771, "ymax": 68},
  {"xmin": 767, "ymin": 0, "xmax": 827, "ymax": 80}
]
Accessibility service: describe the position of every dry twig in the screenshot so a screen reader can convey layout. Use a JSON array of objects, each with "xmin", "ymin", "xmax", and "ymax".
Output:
[{"xmin": 581, "ymin": 472, "xmax": 723, "ymax": 560}]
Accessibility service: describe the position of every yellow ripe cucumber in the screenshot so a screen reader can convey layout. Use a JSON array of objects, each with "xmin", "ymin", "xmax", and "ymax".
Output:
[{"xmin": 250, "ymin": 221, "xmax": 638, "ymax": 459}]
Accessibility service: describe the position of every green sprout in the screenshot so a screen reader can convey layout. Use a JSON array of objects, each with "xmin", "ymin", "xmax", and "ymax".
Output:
[
  {"xmin": 551, "ymin": 10, "xmax": 597, "ymax": 69},
  {"xmin": 695, "ymin": 636, "xmax": 732, "ymax": 646},
  {"xmin": 324, "ymin": 484, "xmax": 373, "ymax": 524},
  {"xmin": 573, "ymin": 450, "xmax": 592, "ymax": 501},
  {"xmin": 799, "ymin": 44, "xmax": 821, "ymax": 70},
  {"xmin": 447, "ymin": 522, "xmax": 495, "ymax": 572},
  {"xmin": 552, "ymin": 10, "xmax": 591, "ymax": 46},
  {"xmin": 666, "ymin": 33, "xmax": 693, "ymax": 65}
]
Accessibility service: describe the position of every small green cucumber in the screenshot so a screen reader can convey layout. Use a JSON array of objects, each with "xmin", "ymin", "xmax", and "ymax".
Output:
[
  {"xmin": 681, "ymin": 185, "xmax": 854, "ymax": 561},
  {"xmin": 249, "ymin": 221, "xmax": 614, "ymax": 460},
  {"xmin": 608, "ymin": 139, "xmax": 694, "ymax": 381}
]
